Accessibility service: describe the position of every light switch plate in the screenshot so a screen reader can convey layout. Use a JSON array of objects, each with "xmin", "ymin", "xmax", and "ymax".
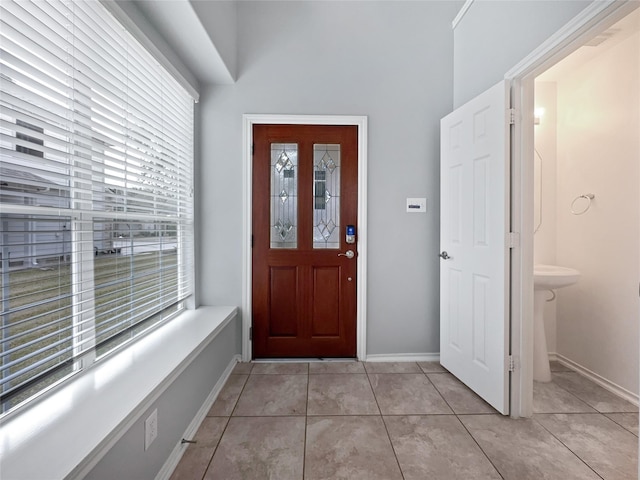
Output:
[{"xmin": 406, "ymin": 197, "xmax": 427, "ymax": 213}]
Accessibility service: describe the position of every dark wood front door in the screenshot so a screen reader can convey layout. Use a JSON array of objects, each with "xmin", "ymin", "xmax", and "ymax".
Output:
[{"xmin": 252, "ymin": 124, "xmax": 358, "ymax": 358}]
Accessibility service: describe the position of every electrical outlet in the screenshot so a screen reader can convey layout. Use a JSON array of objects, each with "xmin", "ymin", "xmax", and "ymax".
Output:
[{"xmin": 145, "ymin": 409, "xmax": 158, "ymax": 450}]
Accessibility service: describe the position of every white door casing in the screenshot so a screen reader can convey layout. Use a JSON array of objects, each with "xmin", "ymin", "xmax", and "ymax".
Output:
[
  {"xmin": 440, "ymin": 80, "xmax": 511, "ymax": 415},
  {"xmin": 241, "ymin": 114, "xmax": 368, "ymax": 362},
  {"xmin": 504, "ymin": 0, "xmax": 639, "ymax": 419}
]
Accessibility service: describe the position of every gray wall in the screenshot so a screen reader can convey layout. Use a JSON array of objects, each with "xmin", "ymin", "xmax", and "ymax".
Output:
[
  {"xmin": 198, "ymin": 0, "xmax": 462, "ymax": 355},
  {"xmin": 85, "ymin": 316, "xmax": 240, "ymax": 480},
  {"xmin": 453, "ymin": 0, "xmax": 591, "ymax": 107},
  {"xmin": 190, "ymin": 0, "xmax": 237, "ymax": 79}
]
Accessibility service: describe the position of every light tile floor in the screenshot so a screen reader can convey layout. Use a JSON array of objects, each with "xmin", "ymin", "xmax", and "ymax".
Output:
[{"xmin": 170, "ymin": 360, "xmax": 638, "ymax": 480}]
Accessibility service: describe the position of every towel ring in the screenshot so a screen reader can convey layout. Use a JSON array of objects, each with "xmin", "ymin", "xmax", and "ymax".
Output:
[{"xmin": 571, "ymin": 193, "xmax": 595, "ymax": 215}]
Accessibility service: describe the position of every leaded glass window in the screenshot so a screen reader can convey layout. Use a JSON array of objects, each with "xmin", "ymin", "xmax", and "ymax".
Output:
[
  {"xmin": 270, "ymin": 144, "xmax": 298, "ymax": 249},
  {"xmin": 313, "ymin": 144, "xmax": 340, "ymax": 249}
]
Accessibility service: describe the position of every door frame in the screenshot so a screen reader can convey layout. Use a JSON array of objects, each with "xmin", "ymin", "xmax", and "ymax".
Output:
[
  {"xmin": 241, "ymin": 114, "xmax": 368, "ymax": 362},
  {"xmin": 506, "ymin": 0, "xmax": 639, "ymax": 417}
]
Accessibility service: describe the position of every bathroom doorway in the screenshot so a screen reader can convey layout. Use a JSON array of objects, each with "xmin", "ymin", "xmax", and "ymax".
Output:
[{"xmin": 532, "ymin": 8, "xmax": 640, "ymax": 404}]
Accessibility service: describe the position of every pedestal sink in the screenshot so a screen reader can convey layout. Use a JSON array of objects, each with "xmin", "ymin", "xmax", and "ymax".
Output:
[{"xmin": 533, "ymin": 264, "xmax": 581, "ymax": 382}]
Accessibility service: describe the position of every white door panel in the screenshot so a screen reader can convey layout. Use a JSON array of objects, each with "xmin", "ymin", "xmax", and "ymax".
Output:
[{"xmin": 440, "ymin": 80, "xmax": 510, "ymax": 415}]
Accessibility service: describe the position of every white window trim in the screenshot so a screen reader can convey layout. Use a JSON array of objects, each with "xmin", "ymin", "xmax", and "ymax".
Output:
[{"xmin": 241, "ymin": 114, "xmax": 368, "ymax": 361}]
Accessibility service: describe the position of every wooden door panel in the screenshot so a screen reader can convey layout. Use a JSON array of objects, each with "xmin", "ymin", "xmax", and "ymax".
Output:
[
  {"xmin": 311, "ymin": 266, "xmax": 341, "ymax": 337},
  {"xmin": 269, "ymin": 266, "xmax": 298, "ymax": 337},
  {"xmin": 252, "ymin": 124, "xmax": 357, "ymax": 358}
]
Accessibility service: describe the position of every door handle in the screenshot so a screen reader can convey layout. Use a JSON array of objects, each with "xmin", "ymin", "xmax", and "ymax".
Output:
[
  {"xmin": 338, "ymin": 250, "xmax": 355, "ymax": 259},
  {"xmin": 439, "ymin": 251, "xmax": 452, "ymax": 260}
]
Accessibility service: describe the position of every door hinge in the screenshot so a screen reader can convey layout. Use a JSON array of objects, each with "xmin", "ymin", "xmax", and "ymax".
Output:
[
  {"xmin": 251, "ymin": 235, "xmax": 254, "ymax": 248},
  {"xmin": 251, "ymin": 143, "xmax": 255, "ymax": 155},
  {"xmin": 508, "ymin": 108, "xmax": 517, "ymax": 125},
  {"xmin": 508, "ymin": 355, "xmax": 517, "ymax": 372},
  {"xmin": 507, "ymin": 232, "xmax": 520, "ymax": 248},
  {"xmin": 249, "ymin": 326, "xmax": 252, "ymax": 341}
]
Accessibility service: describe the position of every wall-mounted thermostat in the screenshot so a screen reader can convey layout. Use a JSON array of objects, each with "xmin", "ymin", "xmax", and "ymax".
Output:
[{"xmin": 406, "ymin": 197, "xmax": 427, "ymax": 213}]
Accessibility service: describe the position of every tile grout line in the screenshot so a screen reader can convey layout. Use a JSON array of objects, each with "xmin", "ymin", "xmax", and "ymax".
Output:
[
  {"xmin": 426, "ymin": 363, "xmax": 504, "ymax": 479},
  {"xmin": 363, "ymin": 361, "xmax": 384, "ymax": 418},
  {"xmin": 198, "ymin": 416, "xmax": 230, "ymax": 480},
  {"xmin": 366, "ymin": 364, "xmax": 408, "ymax": 480},
  {"xmin": 543, "ymin": 371, "xmax": 602, "ymax": 412},
  {"xmin": 226, "ymin": 368, "xmax": 252, "ymax": 418},
  {"xmin": 303, "ymin": 363, "xmax": 309, "ymax": 480},
  {"xmin": 532, "ymin": 413, "xmax": 605, "ymax": 480},
  {"xmin": 602, "ymin": 412, "xmax": 640, "ymax": 437},
  {"xmin": 199, "ymin": 364, "xmax": 253, "ymax": 479},
  {"xmin": 454, "ymin": 414, "xmax": 505, "ymax": 480},
  {"xmin": 549, "ymin": 370, "xmax": 639, "ymax": 414},
  {"xmin": 422, "ymin": 369, "xmax": 454, "ymax": 414},
  {"xmin": 379, "ymin": 414, "xmax": 407, "ymax": 480}
]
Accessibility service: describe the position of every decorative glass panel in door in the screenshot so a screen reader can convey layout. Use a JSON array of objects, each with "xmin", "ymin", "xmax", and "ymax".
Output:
[
  {"xmin": 313, "ymin": 144, "xmax": 340, "ymax": 249},
  {"xmin": 270, "ymin": 143, "xmax": 298, "ymax": 249}
]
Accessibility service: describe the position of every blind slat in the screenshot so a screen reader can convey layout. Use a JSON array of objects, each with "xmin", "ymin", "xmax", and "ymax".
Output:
[{"xmin": 0, "ymin": 0, "xmax": 194, "ymax": 414}]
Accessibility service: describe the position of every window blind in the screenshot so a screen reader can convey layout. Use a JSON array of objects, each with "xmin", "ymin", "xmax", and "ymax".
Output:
[{"xmin": 0, "ymin": 0, "xmax": 194, "ymax": 414}]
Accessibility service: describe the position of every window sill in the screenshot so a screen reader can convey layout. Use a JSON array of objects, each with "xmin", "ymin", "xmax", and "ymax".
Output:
[{"xmin": 0, "ymin": 305, "xmax": 238, "ymax": 480}]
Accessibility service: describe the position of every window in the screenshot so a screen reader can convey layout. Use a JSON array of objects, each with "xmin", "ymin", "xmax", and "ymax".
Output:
[{"xmin": 0, "ymin": 0, "xmax": 194, "ymax": 415}]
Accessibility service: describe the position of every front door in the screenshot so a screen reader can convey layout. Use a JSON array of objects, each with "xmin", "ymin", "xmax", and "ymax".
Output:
[
  {"xmin": 252, "ymin": 124, "xmax": 358, "ymax": 358},
  {"xmin": 440, "ymin": 80, "xmax": 511, "ymax": 414}
]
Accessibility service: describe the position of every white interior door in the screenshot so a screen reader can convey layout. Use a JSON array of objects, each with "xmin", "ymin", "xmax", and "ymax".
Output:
[{"xmin": 440, "ymin": 80, "xmax": 511, "ymax": 415}]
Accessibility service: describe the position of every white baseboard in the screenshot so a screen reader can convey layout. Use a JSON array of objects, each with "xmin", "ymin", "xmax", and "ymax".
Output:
[
  {"xmin": 365, "ymin": 353, "xmax": 440, "ymax": 363},
  {"xmin": 551, "ymin": 352, "xmax": 639, "ymax": 407},
  {"xmin": 155, "ymin": 354, "xmax": 241, "ymax": 480}
]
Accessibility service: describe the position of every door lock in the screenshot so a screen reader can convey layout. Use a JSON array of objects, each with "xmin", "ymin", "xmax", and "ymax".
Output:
[
  {"xmin": 346, "ymin": 225, "xmax": 356, "ymax": 244},
  {"xmin": 439, "ymin": 251, "xmax": 452, "ymax": 260},
  {"xmin": 338, "ymin": 250, "xmax": 355, "ymax": 259}
]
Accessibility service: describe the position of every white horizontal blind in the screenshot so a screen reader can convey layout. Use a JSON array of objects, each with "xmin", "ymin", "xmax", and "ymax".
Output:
[{"xmin": 0, "ymin": 0, "xmax": 194, "ymax": 414}]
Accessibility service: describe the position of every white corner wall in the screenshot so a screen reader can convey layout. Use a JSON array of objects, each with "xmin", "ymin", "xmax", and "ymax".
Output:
[
  {"xmin": 198, "ymin": 1, "xmax": 462, "ymax": 356},
  {"xmin": 453, "ymin": 0, "xmax": 591, "ymax": 107},
  {"xmin": 555, "ymin": 31, "xmax": 640, "ymax": 395}
]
